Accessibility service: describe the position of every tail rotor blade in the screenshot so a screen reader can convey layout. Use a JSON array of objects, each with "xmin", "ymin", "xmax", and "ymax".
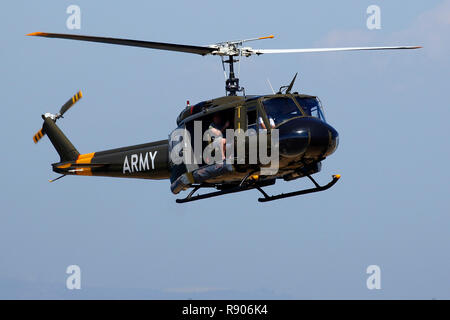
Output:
[
  {"xmin": 59, "ymin": 90, "xmax": 83, "ymax": 117},
  {"xmin": 33, "ymin": 90, "xmax": 83, "ymax": 144},
  {"xmin": 33, "ymin": 128, "xmax": 45, "ymax": 144}
]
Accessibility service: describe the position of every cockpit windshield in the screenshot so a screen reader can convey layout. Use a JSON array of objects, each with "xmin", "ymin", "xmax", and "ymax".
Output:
[
  {"xmin": 261, "ymin": 97, "xmax": 303, "ymax": 127},
  {"xmin": 295, "ymin": 97, "xmax": 326, "ymax": 121}
]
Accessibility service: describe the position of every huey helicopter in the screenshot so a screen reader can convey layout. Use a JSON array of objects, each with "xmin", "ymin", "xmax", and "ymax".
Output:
[{"xmin": 29, "ymin": 32, "xmax": 421, "ymax": 203}]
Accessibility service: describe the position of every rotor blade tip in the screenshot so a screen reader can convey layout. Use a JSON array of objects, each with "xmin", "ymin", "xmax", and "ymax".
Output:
[{"xmin": 27, "ymin": 32, "xmax": 44, "ymax": 36}]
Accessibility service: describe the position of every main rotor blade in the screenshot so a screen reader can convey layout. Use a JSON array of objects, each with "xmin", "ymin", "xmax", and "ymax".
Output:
[
  {"xmin": 225, "ymin": 34, "xmax": 274, "ymax": 45},
  {"xmin": 252, "ymin": 46, "xmax": 422, "ymax": 55},
  {"xmin": 27, "ymin": 32, "xmax": 216, "ymax": 56},
  {"xmin": 60, "ymin": 90, "xmax": 83, "ymax": 116}
]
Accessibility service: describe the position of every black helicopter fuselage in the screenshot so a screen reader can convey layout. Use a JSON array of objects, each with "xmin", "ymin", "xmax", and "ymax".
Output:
[
  {"xmin": 50, "ymin": 94, "xmax": 338, "ymax": 186},
  {"xmin": 50, "ymin": 93, "xmax": 338, "ymax": 192}
]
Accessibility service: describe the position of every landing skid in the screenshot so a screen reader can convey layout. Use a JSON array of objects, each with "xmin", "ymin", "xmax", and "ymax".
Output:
[
  {"xmin": 257, "ymin": 174, "xmax": 341, "ymax": 202},
  {"xmin": 175, "ymin": 174, "xmax": 341, "ymax": 203}
]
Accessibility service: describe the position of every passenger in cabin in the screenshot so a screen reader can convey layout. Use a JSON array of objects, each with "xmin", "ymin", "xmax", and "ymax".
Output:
[
  {"xmin": 207, "ymin": 113, "xmax": 230, "ymax": 161},
  {"xmin": 258, "ymin": 116, "xmax": 275, "ymax": 129}
]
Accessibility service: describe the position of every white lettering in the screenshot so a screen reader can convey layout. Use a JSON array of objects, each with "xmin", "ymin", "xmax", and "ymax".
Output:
[
  {"xmin": 131, "ymin": 154, "xmax": 138, "ymax": 172},
  {"xmin": 182, "ymin": 304, "xmax": 216, "ymax": 317},
  {"xmin": 149, "ymin": 151, "xmax": 157, "ymax": 169},
  {"xmin": 123, "ymin": 152, "xmax": 158, "ymax": 173},
  {"xmin": 139, "ymin": 152, "xmax": 149, "ymax": 171},
  {"xmin": 123, "ymin": 156, "xmax": 131, "ymax": 173}
]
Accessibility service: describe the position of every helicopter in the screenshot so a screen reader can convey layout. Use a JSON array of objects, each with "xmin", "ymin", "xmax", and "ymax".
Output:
[{"xmin": 28, "ymin": 32, "xmax": 421, "ymax": 203}]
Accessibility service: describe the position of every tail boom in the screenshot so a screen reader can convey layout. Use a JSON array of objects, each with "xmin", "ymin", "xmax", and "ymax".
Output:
[
  {"xmin": 43, "ymin": 117, "xmax": 80, "ymax": 162},
  {"xmin": 52, "ymin": 140, "xmax": 170, "ymax": 180}
]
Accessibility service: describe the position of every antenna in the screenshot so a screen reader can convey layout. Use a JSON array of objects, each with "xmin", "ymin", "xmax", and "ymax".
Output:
[
  {"xmin": 278, "ymin": 73, "xmax": 298, "ymax": 94},
  {"xmin": 286, "ymin": 72, "xmax": 298, "ymax": 94},
  {"xmin": 267, "ymin": 78, "xmax": 275, "ymax": 94}
]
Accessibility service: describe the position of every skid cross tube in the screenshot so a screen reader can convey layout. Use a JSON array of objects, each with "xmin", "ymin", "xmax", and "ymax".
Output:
[
  {"xmin": 176, "ymin": 184, "xmax": 254, "ymax": 203},
  {"xmin": 176, "ymin": 169, "xmax": 259, "ymax": 203}
]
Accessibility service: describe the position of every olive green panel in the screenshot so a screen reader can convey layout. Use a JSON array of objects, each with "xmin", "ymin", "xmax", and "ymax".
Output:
[{"xmin": 43, "ymin": 117, "xmax": 79, "ymax": 162}]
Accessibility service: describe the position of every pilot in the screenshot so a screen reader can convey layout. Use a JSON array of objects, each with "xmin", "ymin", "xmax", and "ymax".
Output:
[{"xmin": 208, "ymin": 114, "xmax": 230, "ymax": 161}]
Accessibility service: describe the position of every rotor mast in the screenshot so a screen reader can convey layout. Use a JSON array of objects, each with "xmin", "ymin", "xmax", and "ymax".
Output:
[
  {"xmin": 216, "ymin": 35, "xmax": 274, "ymax": 96},
  {"xmin": 223, "ymin": 56, "xmax": 241, "ymax": 96}
]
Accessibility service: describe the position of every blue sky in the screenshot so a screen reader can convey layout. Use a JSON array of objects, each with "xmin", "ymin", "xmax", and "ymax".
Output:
[{"xmin": 1, "ymin": 0, "xmax": 449, "ymax": 299}]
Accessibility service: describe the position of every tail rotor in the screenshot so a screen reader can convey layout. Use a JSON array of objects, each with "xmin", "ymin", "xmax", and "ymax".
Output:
[{"xmin": 32, "ymin": 90, "xmax": 83, "ymax": 144}]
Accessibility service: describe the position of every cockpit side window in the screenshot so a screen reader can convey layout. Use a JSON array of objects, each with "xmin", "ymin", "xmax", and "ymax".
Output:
[
  {"xmin": 247, "ymin": 109, "xmax": 257, "ymax": 130},
  {"xmin": 295, "ymin": 97, "xmax": 326, "ymax": 121},
  {"xmin": 261, "ymin": 97, "xmax": 303, "ymax": 127}
]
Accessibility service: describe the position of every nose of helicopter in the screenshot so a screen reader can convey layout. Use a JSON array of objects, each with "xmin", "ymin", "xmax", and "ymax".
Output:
[{"xmin": 278, "ymin": 117, "xmax": 339, "ymax": 159}]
